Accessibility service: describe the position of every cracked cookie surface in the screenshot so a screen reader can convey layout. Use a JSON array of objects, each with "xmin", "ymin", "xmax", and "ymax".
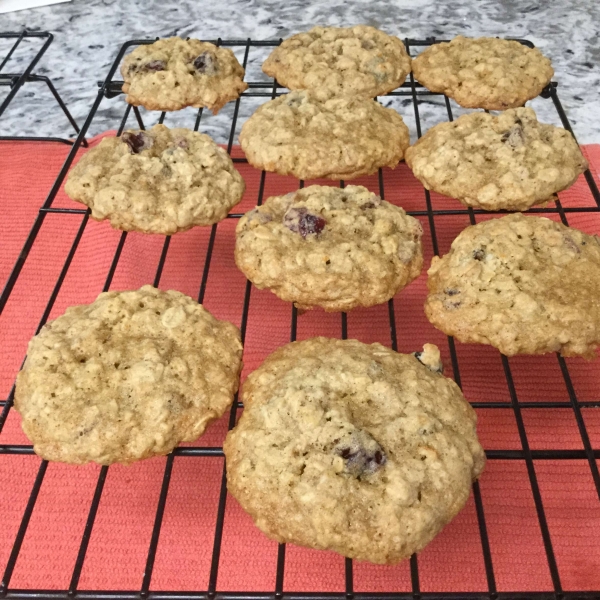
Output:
[
  {"xmin": 224, "ymin": 337, "xmax": 485, "ymax": 564},
  {"xmin": 65, "ymin": 124, "xmax": 245, "ymax": 234},
  {"xmin": 235, "ymin": 185, "xmax": 423, "ymax": 311},
  {"xmin": 239, "ymin": 91, "xmax": 410, "ymax": 180},
  {"xmin": 425, "ymin": 214, "xmax": 600, "ymax": 358},
  {"xmin": 15, "ymin": 286, "xmax": 243, "ymax": 465},
  {"xmin": 412, "ymin": 36, "xmax": 553, "ymax": 110},
  {"xmin": 121, "ymin": 36, "xmax": 247, "ymax": 113},
  {"xmin": 262, "ymin": 25, "xmax": 411, "ymax": 100},
  {"xmin": 405, "ymin": 108, "xmax": 588, "ymax": 211}
]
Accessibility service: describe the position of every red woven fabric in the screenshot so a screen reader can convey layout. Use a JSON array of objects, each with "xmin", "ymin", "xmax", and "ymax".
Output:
[{"xmin": 0, "ymin": 137, "xmax": 599, "ymax": 593}]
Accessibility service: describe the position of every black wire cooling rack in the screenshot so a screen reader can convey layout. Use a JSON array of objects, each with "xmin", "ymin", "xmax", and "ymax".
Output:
[
  {"xmin": 0, "ymin": 34, "xmax": 599, "ymax": 600},
  {"xmin": 0, "ymin": 30, "xmax": 82, "ymax": 144}
]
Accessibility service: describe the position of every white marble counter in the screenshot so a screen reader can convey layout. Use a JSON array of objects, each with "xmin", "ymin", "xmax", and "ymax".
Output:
[{"xmin": 0, "ymin": 0, "xmax": 598, "ymax": 144}]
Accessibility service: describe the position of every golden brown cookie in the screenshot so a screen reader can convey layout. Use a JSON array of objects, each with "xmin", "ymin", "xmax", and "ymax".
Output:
[
  {"xmin": 224, "ymin": 337, "xmax": 485, "ymax": 564},
  {"xmin": 412, "ymin": 36, "xmax": 553, "ymax": 110},
  {"xmin": 425, "ymin": 214, "xmax": 600, "ymax": 358},
  {"xmin": 405, "ymin": 108, "xmax": 587, "ymax": 211},
  {"xmin": 15, "ymin": 286, "xmax": 243, "ymax": 464},
  {"xmin": 235, "ymin": 185, "xmax": 423, "ymax": 311},
  {"xmin": 65, "ymin": 124, "xmax": 245, "ymax": 234},
  {"xmin": 121, "ymin": 37, "xmax": 247, "ymax": 113},
  {"xmin": 263, "ymin": 25, "xmax": 411, "ymax": 100},
  {"xmin": 239, "ymin": 91, "xmax": 410, "ymax": 180}
]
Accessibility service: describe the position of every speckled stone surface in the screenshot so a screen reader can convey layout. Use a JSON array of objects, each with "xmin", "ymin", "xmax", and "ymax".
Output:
[{"xmin": 0, "ymin": 0, "xmax": 598, "ymax": 144}]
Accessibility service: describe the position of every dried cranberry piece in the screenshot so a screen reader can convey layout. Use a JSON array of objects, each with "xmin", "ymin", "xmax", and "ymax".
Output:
[
  {"xmin": 121, "ymin": 131, "xmax": 152, "ymax": 154},
  {"xmin": 193, "ymin": 52, "xmax": 216, "ymax": 74},
  {"xmin": 336, "ymin": 434, "xmax": 387, "ymax": 477},
  {"xmin": 284, "ymin": 207, "xmax": 327, "ymax": 238},
  {"xmin": 145, "ymin": 60, "xmax": 166, "ymax": 71}
]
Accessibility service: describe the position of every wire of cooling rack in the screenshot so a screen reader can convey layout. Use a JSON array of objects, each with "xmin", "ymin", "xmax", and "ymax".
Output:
[
  {"xmin": 0, "ymin": 35, "xmax": 599, "ymax": 600},
  {"xmin": 0, "ymin": 31, "xmax": 83, "ymax": 144}
]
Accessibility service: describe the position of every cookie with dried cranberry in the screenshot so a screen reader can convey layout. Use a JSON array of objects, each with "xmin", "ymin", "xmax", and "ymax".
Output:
[
  {"xmin": 121, "ymin": 36, "xmax": 248, "ymax": 113},
  {"xmin": 412, "ymin": 36, "xmax": 553, "ymax": 110},
  {"xmin": 239, "ymin": 91, "xmax": 410, "ymax": 180},
  {"xmin": 15, "ymin": 285, "xmax": 243, "ymax": 465},
  {"xmin": 64, "ymin": 124, "xmax": 245, "ymax": 234},
  {"xmin": 405, "ymin": 108, "xmax": 588, "ymax": 211},
  {"xmin": 425, "ymin": 214, "xmax": 600, "ymax": 357},
  {"xmin": 224, "ymin": 337, "xmax": 485, "ymax": 564},
  {"xmin": 235, "ymin": 185, "xmax": 423, "ymax": 311},
  {"xmin": 262, "ymin": 25, "xmax": 411, "ymax": 100}
]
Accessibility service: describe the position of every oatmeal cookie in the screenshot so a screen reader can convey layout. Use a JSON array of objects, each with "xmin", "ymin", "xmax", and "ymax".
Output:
[
  {"xmin": 14, "ymin": 286, "xmax": 243, "ymax": 464},
  {"xmin": 262, "ymin": 25, "xmax": 411, "ymax": 100},
  {"xmin": 425, "ymin": 214, "xmax": 600, "ymax": 358},
  {"xmin": 239, "ymin": 91, "xmax": 410, "ymax": 180},
  {"xmin": 224, "ymin": 337, "xmax": 485, "ymax": 564},
  {"xmin": 412, "ymin": 36, "xmax": 554, "ymax": 110},
  {"xmin": 405, "ymin": 108, "xmax": 588, "ymax": 211},
  {"xmin": 65, "ymin": 124, "xmax": 245, "ymax": 234},
  {"xmin": 121, "ymin": 36, "xmax": 248, "ymax": 113},
  {"xmin": 235, "ymin": 185, "xmax": 423, "ymax": 311}
]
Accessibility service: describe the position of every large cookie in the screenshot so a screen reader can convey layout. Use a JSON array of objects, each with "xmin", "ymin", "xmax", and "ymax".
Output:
[
  {"xmin": 65, "ymin": 124, "xmax": 245, "ymax": 234},
  {"xmin": 239, "ymin": 91, "xmax": 410, "ymax": 180},
  {"xmin": 425, "ymin": 214, "xmax": 600, "ymax": 358},
  {"xmin": 14, "ymin": 286, "xmax": 243, "ymax": 465},
  {"xmin": 405, "ymin": 108, "xmax": 588, "ymax": 211},
  {"xmin": 412, "ymin": 36, "xmax": 554, "ymax": 110},
  {"xmin": 224, "ymin": 337, "xmax": 485, "ymax": 564},
  {"xmin": 235, "ymin": 185, "xmax": 423, "ymax": 311},
  {"xmin": 121, "ymin": 36, "xmax": 248, "ymax": 113},
  {"xmin": 262, "ymin": 25, "xmax": 411, "ymax": 100}
]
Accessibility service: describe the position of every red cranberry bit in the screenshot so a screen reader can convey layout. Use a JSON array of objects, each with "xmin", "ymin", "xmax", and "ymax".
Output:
[
  {"xmin": 121, "ymin": 131, "xmax": 152, "ymax": 154},
  {"xmin": 284, "ymin": 207, "xmax": 327, "ymax": 239},
  {"xmin": 336, "ymin": 440, "xmax": 387, "ymax": 476},
  {"xmin": 145, "ymin": 60, "xmax": 166, "ymax": 71},
  {"xmin": 194, "ymin": 52, "xmax": 216, "ymax": 74}
]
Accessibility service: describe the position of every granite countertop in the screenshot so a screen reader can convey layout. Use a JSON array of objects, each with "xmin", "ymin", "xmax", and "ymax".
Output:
[{"xmin": 0, "ymin": 0, "xmax": 598, "ymax": 145}]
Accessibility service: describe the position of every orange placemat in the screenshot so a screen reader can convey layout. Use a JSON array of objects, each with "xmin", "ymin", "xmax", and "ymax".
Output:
[{"xmin": 0, "ymin": 137, "xmax": 599, "ymax": 594}]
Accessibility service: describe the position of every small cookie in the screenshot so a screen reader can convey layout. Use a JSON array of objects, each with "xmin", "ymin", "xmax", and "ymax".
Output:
[
  {"xmin": 239, "ymin": 91, "xmax": 410, "ymax": 180},
  {"xmin": 14, "ymin": 286, "xmax": 243, "ymax": 465},
  {"xmin": 262, "ymin": 25, "xmax": 411, "ymax": 100},
  {"xmin": 425, "ymin": 214, "xmax": 600, "ymax": 358},
  {"xmin": 224, "ymin": 337, "xmax": 485, "ymax": 564},
  {"xmin": 121, "ymin": 36, "xmax": 248, "ymax": 113},
  {"xmin": 235, "ymin": 185, "xmax": 423, "ymax": 311},
  {"xmin": 412, "ymin": 36, "xmax": 554, "ymax": 110},
  {"xmin": 65, "ymin": 124, "xmax": 245, "ymax": 234},
  {"xmin": 405, "ymin": 108, "xmax": 588, "ymax": 211}
]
